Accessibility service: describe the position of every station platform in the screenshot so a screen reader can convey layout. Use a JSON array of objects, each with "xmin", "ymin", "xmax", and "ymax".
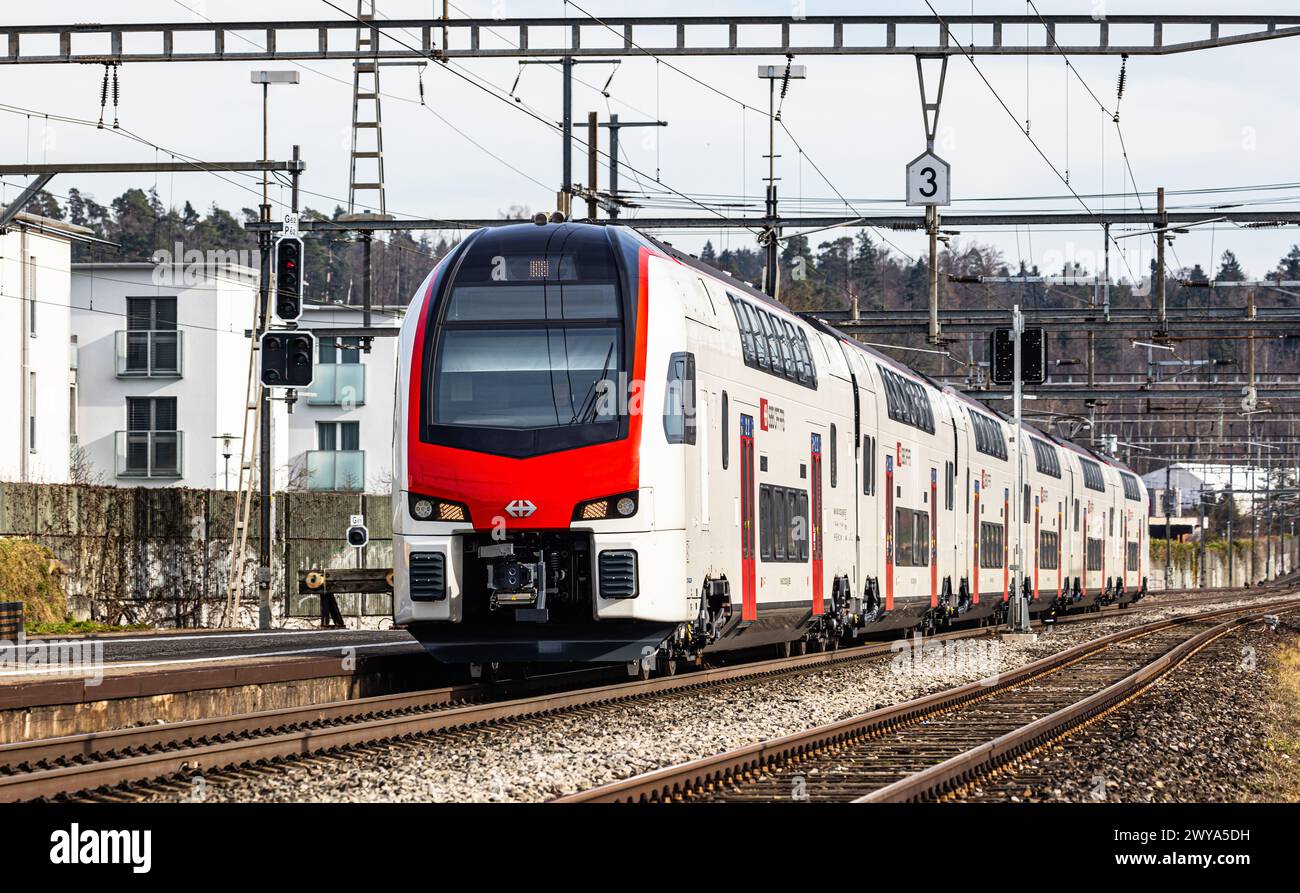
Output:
[{"xmin": 0, "ymin": 627, "xmax": 434, "ymax": 741}]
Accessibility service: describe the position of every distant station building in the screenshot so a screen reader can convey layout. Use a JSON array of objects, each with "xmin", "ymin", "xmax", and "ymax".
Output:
[{"xmin": 0, "ymin": 213, "xmax": 93, "ymax": 484}]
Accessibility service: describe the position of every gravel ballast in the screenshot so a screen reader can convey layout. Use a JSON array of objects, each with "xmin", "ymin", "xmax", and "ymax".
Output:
[{"xmin": 148, "ymin": 593, "xmax": 1300, "ymax": 803}]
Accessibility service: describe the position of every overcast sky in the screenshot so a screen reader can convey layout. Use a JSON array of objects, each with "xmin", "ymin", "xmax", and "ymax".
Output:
[{"xmin": 6, "ymin": 1, "xmax": 1300, "ymax": 285}]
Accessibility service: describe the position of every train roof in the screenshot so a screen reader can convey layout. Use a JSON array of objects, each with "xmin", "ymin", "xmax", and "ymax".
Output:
[{"xmin": 584, "ymin": 225, "xmax": 1127, "ymax": 471}]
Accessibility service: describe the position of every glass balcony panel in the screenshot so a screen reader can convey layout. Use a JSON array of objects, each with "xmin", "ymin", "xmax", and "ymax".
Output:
[
  {"xmin": 115, "ymin": 431, "xmax": 183, "ymax": 478},
  {"xmin": 307, "ymin": 363, "xmax": 366, "ymax": 406},
  {"xmin": 116, "ymin": 330, "xmax": 183, "ymax": 378},
  {"xmin": 306, "ymin": 450, "xmax": 365, "ymax": 491}
]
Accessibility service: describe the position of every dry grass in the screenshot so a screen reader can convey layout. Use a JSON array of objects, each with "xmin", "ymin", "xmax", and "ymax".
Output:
[
  {"xmin": 1257, "ymin": 633, "xmax": 1300, "ymax": 801},
  {"xmin": 0, "ymin": 537, "xmax": 68, "ymax": 627}
]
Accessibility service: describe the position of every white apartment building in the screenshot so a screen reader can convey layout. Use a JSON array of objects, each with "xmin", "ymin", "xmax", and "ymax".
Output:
[
  {"xmin": 70, "ymin": 261, "xmax": 288, "ymax": 490},
  {"xmin": 0, "ymin": 213, "xmax": 89, "ymax": 484},
  {"xmin": 286, "ymin": 301, "xmax": 402, "ymax": 493}
]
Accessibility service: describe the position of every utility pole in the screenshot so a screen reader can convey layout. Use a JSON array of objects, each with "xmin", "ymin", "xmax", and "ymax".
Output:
[
  {"xmin": 1156, "ymin": 186, "xmax": 1167, "ymax": 337},
  {"xmin": 597, "ymin": 115, "xmax": 667, "ymax": 221},
  {"xmin": 561, "ymin": 54, "xmax": 572, "ymax": 217},
  {"xmin": 757, "ymin": 63, "xmax": 806, "ymax": 299},
  {"xmin": 586, "ymin": 111, "xmax": 599, "ymax": 220},
  {"xmin": 1164, "ymin": 460, "xmax": 1173, "ymax": 589},
  {"xmin": 1198, "ymin": 490, "xmax": 1207, "ymax": 588}
]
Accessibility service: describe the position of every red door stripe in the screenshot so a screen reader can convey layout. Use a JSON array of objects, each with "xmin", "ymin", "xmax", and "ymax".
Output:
[
  {"xmin": 1003, "ymin": 488, "xmax": 1010, "ymax": 603},
  {"xmin": 811, "ymin": 433, "xmax": 824, "ymax": 617},
  {"xmin": 930, "ymin": 467, "xmax": 938, "ymax": 608},
  {"xmin": 884, "ymin": 454, "xmax": 895, "ymax": 612},
  {"xmin": 972, "ymin": 478, "xmax": 980, "ymax": 605}
]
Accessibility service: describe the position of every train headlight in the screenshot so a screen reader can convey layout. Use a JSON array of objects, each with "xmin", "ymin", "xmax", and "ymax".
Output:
[
  {"xmin": 408, "ymin": 493, "xmax": 471, "ymax": 523},
  {"xmin": 572, "ymin": 491, "xmax": 638, "ymax": 521}
]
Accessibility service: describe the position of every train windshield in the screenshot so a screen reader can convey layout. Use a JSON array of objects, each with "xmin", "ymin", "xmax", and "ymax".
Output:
[{"xmin": 426, "ymin": 226, "xmax": 627, "ymax": 453}]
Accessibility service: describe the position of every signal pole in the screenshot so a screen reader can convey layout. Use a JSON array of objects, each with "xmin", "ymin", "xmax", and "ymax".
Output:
[
  {"xmin": 757, "ymin": 63, "xmax": 806, "ymax": 299},
  {"xmin": 250, "ymin": 70, "xmax": 298, "ymax": 630},
  {"xmin": 1010, "ymin": 305, "xmax": 1030, "ymax": 632}
]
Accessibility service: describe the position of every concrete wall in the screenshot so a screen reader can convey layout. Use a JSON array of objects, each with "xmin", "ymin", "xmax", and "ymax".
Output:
[
  {"xmin": 1148, "ymin": 536, "xmax": 1299, "ymax": 590},
  {"xmin": 0, "ymin": 481, "xmax": 392, "ymax": 629}
]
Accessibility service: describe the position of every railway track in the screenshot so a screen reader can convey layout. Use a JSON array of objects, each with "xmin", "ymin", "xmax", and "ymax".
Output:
[
  {"xmin": 555, "ymin": 597, "xmax": 1300, "ymax": 803},
  {"xmin": 0, "ymin": 586, "xmax": 1286, "ymax": 802}
]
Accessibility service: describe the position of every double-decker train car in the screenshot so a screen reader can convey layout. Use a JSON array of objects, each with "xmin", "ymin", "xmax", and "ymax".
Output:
[{"xmin": 391, "ymin": 221, "xmax": 1149, "ymax": 672}]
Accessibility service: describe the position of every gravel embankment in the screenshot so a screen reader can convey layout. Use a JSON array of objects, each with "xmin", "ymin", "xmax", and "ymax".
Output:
[
  {"xmin": 961, "ymin": 618, "xmax": 1300, "ymax": 802},
  {"xmin": 150, "ymin": 592, "xmax": 1300, "ymax": 803}
]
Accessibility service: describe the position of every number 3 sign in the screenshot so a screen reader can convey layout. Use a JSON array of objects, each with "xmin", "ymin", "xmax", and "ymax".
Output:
[{"xmin": 906, "ymin": 150, "xmax": 951, "ymax": 206}]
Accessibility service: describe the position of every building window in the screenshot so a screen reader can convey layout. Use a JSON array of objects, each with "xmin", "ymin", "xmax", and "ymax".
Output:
[
  {"xmin": 120, "ymin": 397, "xmax": 181, "ymax": 477},
  {"xmin": 319, "ymin": 336, "xmax": 362, "ymax": 364},
  {"xmin": 317, "ymin": 421, "xmax": 360, "ymax": 452},
  {"xmin": 121, "ymin": 296, "xmax": 181, "ymax": 377},
  {"xmin": 27, "ymin": 372, "xmax": 36, "ymax": 450}
]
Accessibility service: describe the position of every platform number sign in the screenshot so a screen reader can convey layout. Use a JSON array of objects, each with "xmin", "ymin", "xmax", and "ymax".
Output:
[{"xmin": 906, "ymin": 151, "xmax": 951, "ymax": 206}]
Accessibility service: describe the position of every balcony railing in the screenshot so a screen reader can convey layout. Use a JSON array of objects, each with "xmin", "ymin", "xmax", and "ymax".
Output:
[
  {"xmin": 116, "ymin": 330, "xmax": 183, "ymax": 378},
  {"xmin": 307, "ymin": 363, "xmax": 366, "ymax": 406},
  {"xmin": 115, "ymin": 431, "xmax": 183, "ymax": 479},
  {"xmin": 306, "ymin": 450, "xmax": 365, "ymax": 491}
]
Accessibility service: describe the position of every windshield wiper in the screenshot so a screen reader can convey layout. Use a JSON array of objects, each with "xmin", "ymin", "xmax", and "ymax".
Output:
[{"xmin": 569, "ymin": 342, "xmax": 615, "ymax": 426}]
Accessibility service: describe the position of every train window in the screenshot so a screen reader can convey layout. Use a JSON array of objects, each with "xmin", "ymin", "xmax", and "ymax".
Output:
[
  {"xmin": 728, "ymin": 296, "xmax": 756, "ymax": 364},
  {"xmin": 756, "ymin": 311, "xmax": 782, "ymax": 377},
  {"xmin": 780, "ymin": 319, "xmax": 802, "ymax": 382},
  {"xmin": 914, "ymin": 511, "xmax": 930, "ymax": 566},
  {"xmin": 742, "ymin": 302, "xmax": 769, "ymax": 370},
  {"xmin": 979, "ymin": 522, "xmax": 1005, "ymax": 569},
  {"xmin": 759, "ymin": 485, "xmax": 773, "ymax": 560},
  {"xmin": 971, "ymin": 411, "xmax": 1008, "ymax": 461},
  {"xmin": 1086, "ymin": 538, "xmax": 1103, "ymax": 571},
  {"xmin": 786, "ymin": 489, "xmax": 801, "ymax": 558},
  {"xmin": 1127, "ymin": 541, "xmax": 1140, "ymax": 570},
  {"xmin": 797, "ymin": 491, "xmax": 810, "ymax": 561},
  {"xmin": 797, "ymin": 330, "xmax": 817, "ymax": 387},
  {"xmin": 830, "ymin": 425, "xmax": 838, "ymax": 488},
  {"xmin": 1120, "ymin": 471, "xmax": 1141, "ymax": 501},
  {"xmin": 774, "ymin": 485, "xmax": 787, "ymax": 560},
  {"xmin": 1031, "ymin": 438, "xmax": 1061, "ymax": 478},
  {"xmin": 1040, "ymin": 531, "xmax": 1060, "ymax": 569},
  {"xmin": 721, "ymin": 391, "xmax": 729, "ymax": 470},
  {"xmin": 663, "ymin": 352, "xmax": 697, "ymax": 445},
  {"xmin": 1109, "ymin": 507, "xmax": 1115, "ymax": 537},
  {"xmin": 895, "ymin": 508, "xmax": 913, "ymax": 566},
  {"xmin": 944, "ymin": 461, "xmax": 955, "ymax": 511},
  {"xmin": 1024, "ymin": 484, "xmax": 1031, "ymax": 523},
  {"xmin": 1080, "ymin": 457, "xmax": 1106, "ymax": 492},
  {"xmin": 862, "ymin": 435, "xmax": 876, "ymax": 496},
  {"xmin": 878, "ymin": 365, "xmax": 935, "ymax": 435},
  {"xmin": 1074, "ymin": 499, "xmax": 1080, "ymax": 532}
]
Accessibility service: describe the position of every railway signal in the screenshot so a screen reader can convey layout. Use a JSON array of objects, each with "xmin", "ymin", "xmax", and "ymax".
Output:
[
  {"xmin": 273, "ymin": 234, "xmax": 305, "ymax": 321},
  {"xmin": 991, "ymin": 327, "xmax": 1046, "ymax": 385},
  {"xmin": 260, "ymin": 330, "xmax": 315, "ymax": 388},
  {"xmin": 346, "ymin": 514, "xmax": 369, "ymax": 549}
]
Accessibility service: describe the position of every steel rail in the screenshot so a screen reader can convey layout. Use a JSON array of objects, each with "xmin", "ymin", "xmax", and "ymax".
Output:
[
  {"xmin": 553, "ymin": 596, "xmax": 1300, "ymax": 803},
  {"xmin": 858, "ymin": 614, "xmax": 1255, "ymax": 802},
  {"xmin": 0, "ymin": 586, "xmax": 1277, "ymax": 801}
]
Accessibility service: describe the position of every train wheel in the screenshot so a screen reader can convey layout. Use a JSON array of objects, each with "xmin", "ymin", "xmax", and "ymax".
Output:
[
  {"xmin": 793, "ymin": 640, "xmax": 807, "ymax": 656},
  {"xmin": 777, "ymin": 641, "xmax": 792, "ymax": 659},
  {"xmin": 660, "ymin": 658, "xmax": 679, "ymax": 677}
]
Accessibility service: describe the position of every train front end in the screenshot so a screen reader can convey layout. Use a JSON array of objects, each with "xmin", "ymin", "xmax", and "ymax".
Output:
[{"xmin": 391, "ymin": 222, "xmax": 684, "ymax": 666}]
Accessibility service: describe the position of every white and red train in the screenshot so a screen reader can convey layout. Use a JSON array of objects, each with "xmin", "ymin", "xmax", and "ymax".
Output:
[{"xmin": 391, "ymin": 222, "xmax": 1150, "ymax": 671}]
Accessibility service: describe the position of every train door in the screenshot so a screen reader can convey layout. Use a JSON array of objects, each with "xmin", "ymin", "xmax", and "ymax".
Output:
[{"xmin": 739, "ymin": 413, "xmax": 756, "ymax": 623}]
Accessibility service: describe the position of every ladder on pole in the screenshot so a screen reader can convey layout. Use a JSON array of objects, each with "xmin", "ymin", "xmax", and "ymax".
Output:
[
  {"xmin": 348, "ymin": 1, "xmax": 386, "ymax": 216},
  {"xmin": 223, "ymin": 299, "xmax": 266, "ymax": 626}
]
